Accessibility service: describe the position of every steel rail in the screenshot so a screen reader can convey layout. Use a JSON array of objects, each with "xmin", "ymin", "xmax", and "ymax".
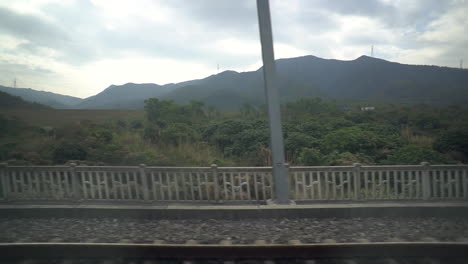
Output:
[{"xmin": 0, "ymin": 242, "xmax": 467, "ymax": 260}]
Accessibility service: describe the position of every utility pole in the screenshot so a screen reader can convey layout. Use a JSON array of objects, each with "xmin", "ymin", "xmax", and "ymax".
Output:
[
  {"xmin": 371, "ymin": 45, "xmax": 374, "ymax": 57},
  {"xmin": 461, "ymin": 59, "xmax": 463, "ymax": 69},
  {"xmin": 13, "ymin": 78, "xmax": 16, "ymax": 88},
  {"xmin": 256, "ymin": 0, "xmax": 289, "ymax": 204}
]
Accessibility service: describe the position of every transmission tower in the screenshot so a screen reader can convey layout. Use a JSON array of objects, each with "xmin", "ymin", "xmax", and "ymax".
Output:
[
  {"xmin": 371, "ymin": 45, "xmax": 374, "ymax": 57},
  {"xmin": 13, "ymin": 78, "xmax": 16, "ymax": 88},
  {"xmin": 461, "ymin": 59, "xmax": 464, "ymax": 69}
]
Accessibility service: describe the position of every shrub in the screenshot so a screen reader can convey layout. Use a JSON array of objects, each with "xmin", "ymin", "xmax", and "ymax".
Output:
[
  {"xmin": 52, "ymin": 141, "xmax": 87, "ymax": 164},
  {"xmin": 382, "ymin": 144, "xmax": 449, "ymax": 165},
  {"xmin": 299, "ymin": 148, "xmax": 324, "ymax": 165}
]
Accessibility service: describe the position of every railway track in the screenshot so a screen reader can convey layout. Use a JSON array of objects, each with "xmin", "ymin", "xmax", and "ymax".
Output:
[
  {"xmin": 1, "ymin": 203, "xmax": 467, "ymax": 263},
  {"xmin": 1, "ymin": 241, "xmax": 467, "ymax": 263}
]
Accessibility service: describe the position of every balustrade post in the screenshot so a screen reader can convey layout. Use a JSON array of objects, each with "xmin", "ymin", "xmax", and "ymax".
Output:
[
  {"xmin": 464, "ymin": 167, "xmax": 468, "ymax": 199},
  {"xmin": 421, "ymin": 162, "xmax": 430, "ymax": 200},
  {"xmin": 285, "ymin": 163, "xmax": 292, "ymax": 199},
  {"xmin": 0, "ymin": 163, "xmax": 8, "ymax": 200},
  {"xmin": 69, "ymin": 163, "xmax": 80, "ymax": 201},
  {"xmin": 211, "ymin": 164, "xmax": 219, "ymax": 202},
  {"xmin": 353, "ymin": 163, "xmax": 361, "ymax": 200},
  {"xmin": 139, "ymin": 164, "xmax": 149, "ymax": 201}
]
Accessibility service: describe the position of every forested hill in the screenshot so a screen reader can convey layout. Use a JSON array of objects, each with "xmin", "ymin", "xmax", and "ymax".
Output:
[
  {"xmin": 74, "ymin": 83, "xmax": 175, "ymax": 109},
  {"xmin": 0, "ymin": 85, "xmax": 82, "ymax": 109},
  {"xmin": 0, "ymin": 91, "xmax": 50, "ymax": 110},
  {"xmin": 163, "ymin": 55, "xmax": 468, "ymax": 108},
  {"xmin": 84, "ymin": 55, "xmax": 468, "ymax": 109},
  {"xmin": 272, "ymin": 55, "xmax": 468, "ymax": 104},
  {"xmin": 2, "ymin": 55, "xmax": 467, "ymax": 109}
]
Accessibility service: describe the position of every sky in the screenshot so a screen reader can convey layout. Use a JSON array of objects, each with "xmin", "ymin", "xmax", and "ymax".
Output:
[{"xmin": 0, "ymin": 0, "xmax": 467, "ymax": 98}]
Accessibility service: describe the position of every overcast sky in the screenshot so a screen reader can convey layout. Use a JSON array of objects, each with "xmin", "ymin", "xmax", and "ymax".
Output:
[{"xmin": 0, "ymin": 0, "xmax": 466, "ymax": 98}]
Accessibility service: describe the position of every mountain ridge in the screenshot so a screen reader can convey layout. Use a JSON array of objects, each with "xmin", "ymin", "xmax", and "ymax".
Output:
[
  {"xmin": 0, "ymin": 85, "xmax": 83, "ymax": 109},
  {"xmin": 2, "ymin": 55, "xmax": 467, "ymax": 109}
]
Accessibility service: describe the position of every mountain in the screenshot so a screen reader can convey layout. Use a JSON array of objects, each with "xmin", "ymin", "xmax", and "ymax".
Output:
[
  {"xmin": 3, "ymin": 55, "xmax": 467, "ymax": 110},
  {"xmin": 272, "ymin": 55, "xmax": 468, "ymax": 104},
  {"xmin": 162, "ymin": 55, "xmax": 468, "ymax": 108},
  {"xmin": 0, "ymin": 85, "xmax": 82, "ymax": 109},
  {"xmin": 0, "ymin": 91, "xmax": 50, "ymax": 110},
  {"xmin": 74, "ymin": 83, "xmax": 176, "ymax": 109}
]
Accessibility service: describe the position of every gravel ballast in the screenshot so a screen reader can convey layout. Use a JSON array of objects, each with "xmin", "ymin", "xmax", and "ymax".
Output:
[{"xmin": 1, "ymin": 217, "xmax": 467, "ymax": 244}]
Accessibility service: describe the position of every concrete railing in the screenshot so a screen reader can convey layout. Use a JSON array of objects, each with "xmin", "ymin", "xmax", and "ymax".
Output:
[
  {"xmin": 0, "ymin": 163, "xmax": 467, "ymax": 202},
  {"xmin": 290, "ymin": 163, "xmax": 468, "ymax": 201}
]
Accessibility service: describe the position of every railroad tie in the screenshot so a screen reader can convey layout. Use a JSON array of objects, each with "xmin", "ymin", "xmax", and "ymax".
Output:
[
  {"xmin": 354, "ymin": 238, "xmax": 370, "ymax": 243},
  {"xmin": 186, "ymin": 239, "xmax": 199, "ymax": 245},
  {"xmin": 254, "ymin": 239, "xmax": 268, "ymax": 245},
  {"xmin": 420, "ymin": 237, "xmax": 438, "ymax": 242},
  {"xmin": 220, "ymin": 239, "xmax": 233, "ymax": 245},
  {"xmin": 288, "ymin": 239, "xmax": 302, "ymax": 245}
]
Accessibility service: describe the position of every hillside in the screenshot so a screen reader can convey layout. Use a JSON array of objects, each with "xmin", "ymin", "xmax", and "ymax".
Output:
[
  {"xmin": 0, "ymin": 85, "xmax": 82, "ymax": 109},
  {"xmin": 272, "ymin": 55, "xmax": 468, "ymax": 104},
  {"xmin": 3, "ymin": 55, "xmax": 467, "ymax": 110},
  {"xmin": 82, "ymin": 55, "xmax": 468, "ymax": 109},
  {"xmin": 74, "ymin": 83, "xmax": 176, "ymax": 109},
  {"xmin": 0, "ymin": 91, "xmax": 50, "ymax": 110}
]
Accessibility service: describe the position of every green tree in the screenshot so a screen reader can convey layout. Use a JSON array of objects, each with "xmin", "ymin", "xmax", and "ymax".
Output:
[
  {"xmin": 188, "ymin": 100, "xmax": 206, "ymax": 117},
  {"xmin": 52, "ymin": 141, "xmax": 87, "ymax": 164},
  {"xmin": 285, "ymin": 132, "xmax": 318, "ymax": 153},
  {"xmin": 161, "ymin": 123, "xmax": 199, "ymax": 145},
  {"xmin": 383, "ymin": 144, "xmax": 449, "ymax": 165},
  {"xmin": 92, "ymin": 129, "xmax": 113, "ymax": 144},
  {"xmin": 144, "ymin": 98, "xmax": 189, "ymax": 128},
  {"xmin": 433, "ymin": 127, "xmax": 468, "ymax": 155},
  {"xmin": 322, "ymin": 126, "xmax": 381, "ymax": 155},
  {"xmin": 299, "ymin": 148, "xmax": 324, "ymax": 165}
]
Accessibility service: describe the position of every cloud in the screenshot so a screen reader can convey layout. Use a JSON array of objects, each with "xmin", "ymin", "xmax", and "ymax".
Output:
[
  {"xmin": 0, "ymin": 7, "xmax": 68, "ymax": 48},
  {"xmin": 0, "ymin": 0, "xmax": 466, "ymax": 98}
]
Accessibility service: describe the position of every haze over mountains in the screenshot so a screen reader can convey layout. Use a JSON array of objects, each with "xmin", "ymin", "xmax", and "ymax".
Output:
[
  {"xmin": 0, "ymin": 91, "xmax": 50, "ymax": 110},
  {"xmin": 2, "ymin": 55, "xmax": 468, "ymax": 110},
  {"xmin": 0, "ymin": 86, "xmax": 82, "ymax": 109}
]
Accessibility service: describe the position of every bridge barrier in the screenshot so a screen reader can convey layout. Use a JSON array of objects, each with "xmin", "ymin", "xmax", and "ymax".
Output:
[{"xmin": 0, "ymin": 163, "xmax": 467, "ymax": 202}]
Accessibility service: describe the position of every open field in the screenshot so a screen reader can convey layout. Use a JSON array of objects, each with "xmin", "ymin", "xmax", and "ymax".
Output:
[{"xmin": 0, "ymin": 109, "xmax": 144, "ymax": 126}]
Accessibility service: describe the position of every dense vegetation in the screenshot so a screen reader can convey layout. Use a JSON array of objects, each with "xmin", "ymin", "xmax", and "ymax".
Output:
[{"xmin": 1, "ymin": 97, "xmax": 467, "ymax": 166}]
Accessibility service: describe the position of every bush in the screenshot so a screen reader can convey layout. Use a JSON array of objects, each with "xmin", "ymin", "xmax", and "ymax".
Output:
[
  {"xmin": 433, "ymin": 127, "xmax": 468, "ymax": 155},
  {"xmin": 92, "ymin": 129, "xmax": 113, "ymax": 143},
  {"xmin": 130, "ymin": 119, "xmax": 144, "ymax": 129},
  {"xmin": 143, "ymin": 124, "xmax": 160, "ymax": 143},
  {"xmin": 326, "ymin": 151, "xmax": 373, "ymax": 165},
  {"xmin": 382, "ymin": 144, "xmax": 449, "ymax": 165},
  {"xmin": 52, "ymin": 141, "xmax": 87, "ymax": 164},
  {"xmin": 161, "ymin": 123, "xmax": 199, "ymax": 145},
  {"xmin": 322, "ymin": 126, "xmax": 381, "ymax": 155},
  {"xmin": 299, "ymin": 148, "xmax": 324, "ymax": 165}
]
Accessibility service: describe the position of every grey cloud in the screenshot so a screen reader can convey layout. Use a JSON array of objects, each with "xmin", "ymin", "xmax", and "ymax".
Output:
[
  {"xmin": 0, "ymin": 7, "xmax": 69, "ymax": 46},
  {"xmin": 0, "ymin": 61, "xmax": 54, "ymax": 75},
  {"xmin": 2, "ymin": 0, "xmax": 466, "ymax": 80},
  {"xmin": 273, "ymin": 9, "xmax": 340, "ymax": 45},
  {"xmin": 314, "ymin": 0, "xmax": 450, "ymax": 30},
  {"xmin": 0, "ymin": 5, "xmax": 101, "ymax": 65},
  {"xmin": 314, "ymin": 0, "xmax": 392, "ymax": 17},
  {"xmin": 162, "ymin": 0, "xmax": 258, "ymax": 35}
]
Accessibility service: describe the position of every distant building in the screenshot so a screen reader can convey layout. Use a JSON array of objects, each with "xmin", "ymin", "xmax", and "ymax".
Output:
[{"xmin": 361, "ymin": 106, "xmax": 375, "ymax": 111}]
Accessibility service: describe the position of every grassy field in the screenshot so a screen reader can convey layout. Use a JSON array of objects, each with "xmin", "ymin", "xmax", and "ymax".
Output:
[{"xmin": 0, "ymin": 109, "xmax": 144, "ymax": 126}]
